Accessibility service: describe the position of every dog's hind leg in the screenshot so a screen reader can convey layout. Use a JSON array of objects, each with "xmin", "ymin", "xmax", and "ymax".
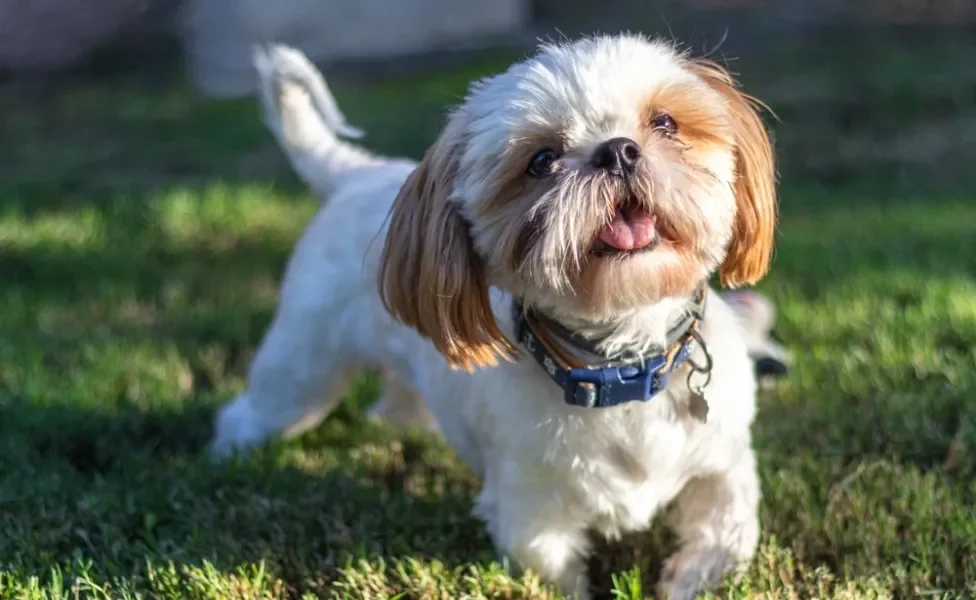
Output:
[
  {"xmin": 209, "ymin": 304, "xmax": 355, "ymax": 458},
  {"xmin": 367, "ymin": 370, "xmax": 438, "ymax": 431}
]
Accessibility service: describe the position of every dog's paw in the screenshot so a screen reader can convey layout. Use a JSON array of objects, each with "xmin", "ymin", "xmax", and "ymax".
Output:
[
  {"xmin": 208, "ymin": 394, "xmax": 268, "ymax": 460},
  {"xmin": 657, "ymin": 547, "xmax": 742, "ymax": 600}
]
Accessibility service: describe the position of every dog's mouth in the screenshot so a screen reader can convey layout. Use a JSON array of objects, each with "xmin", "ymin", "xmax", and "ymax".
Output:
[{"xmin": 590, "ymin": 197, "xmax": 664, "ymax": 257}]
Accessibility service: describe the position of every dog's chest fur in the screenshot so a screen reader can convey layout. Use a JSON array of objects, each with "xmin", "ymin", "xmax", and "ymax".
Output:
[
  {"xmin": 525, "ymin": 376, "xmax": 723, "ymax": 532},
  {"xmin": 430, "ymin": 299, "xmax": 755, "ymax": 538}
]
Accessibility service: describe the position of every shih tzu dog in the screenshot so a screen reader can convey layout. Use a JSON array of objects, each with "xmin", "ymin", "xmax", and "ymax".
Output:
[{"xmin": 211, "ymin": 35, "xmax": 778, "ymax": 599}]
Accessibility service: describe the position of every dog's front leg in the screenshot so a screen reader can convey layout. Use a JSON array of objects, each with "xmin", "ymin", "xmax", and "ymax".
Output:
[
  {"xmin": 477, "ymin": 482, "xmax": 593, "ymax": 600},
  {"xmin": 658, "ymin": 446, "xmax": 761, "ymax": 600}
]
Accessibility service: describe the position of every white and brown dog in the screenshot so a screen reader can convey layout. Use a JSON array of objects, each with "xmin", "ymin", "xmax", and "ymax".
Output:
[{"xmin": 211, "ymin": 36, "xmax": 778, "ymax": 599}]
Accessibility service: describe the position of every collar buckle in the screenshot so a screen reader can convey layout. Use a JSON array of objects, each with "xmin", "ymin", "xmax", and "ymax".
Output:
[{"xmin": 564, "ymin": 354, "xmax": 665, "ymax": 407}]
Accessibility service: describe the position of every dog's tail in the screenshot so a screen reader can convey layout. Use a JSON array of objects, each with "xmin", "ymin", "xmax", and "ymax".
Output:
[{"xmin": 253, "ymin": 44, "xmax": 376, "ymax": 198}]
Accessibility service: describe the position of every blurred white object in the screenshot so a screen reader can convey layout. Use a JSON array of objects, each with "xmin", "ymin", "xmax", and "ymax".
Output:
[
  {"xmin": 179, "ymin": 0, "xmax": 528, "ymax": 97},
  {"xmin": 721, "ymin": 290, "xmax": 791, "ymax": 386}
]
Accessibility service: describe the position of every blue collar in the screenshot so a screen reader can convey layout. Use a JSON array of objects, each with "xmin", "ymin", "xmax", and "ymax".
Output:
[{"xmin": 511, "ymin": 286, "xmax": 706, "ymax": 408}]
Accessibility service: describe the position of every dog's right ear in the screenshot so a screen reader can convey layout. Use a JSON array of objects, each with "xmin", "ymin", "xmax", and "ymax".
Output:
[{"xmin": 378, "ymin": 118, "xmax": 516, "ymax": 372}]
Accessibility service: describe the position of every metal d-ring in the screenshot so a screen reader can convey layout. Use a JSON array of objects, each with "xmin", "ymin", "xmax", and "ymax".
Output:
[{"xmin": 686, "ymin": 326, "xmax": 713, "ymax": 395}]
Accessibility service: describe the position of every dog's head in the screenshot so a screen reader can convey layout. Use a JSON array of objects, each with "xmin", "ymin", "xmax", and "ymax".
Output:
[{"xmin": 380, "ymin": 35, "xmax": 777, "ymax": 370}]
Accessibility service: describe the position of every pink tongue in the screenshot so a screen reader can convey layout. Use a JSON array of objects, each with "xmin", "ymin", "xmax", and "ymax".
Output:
[{"xmin": 598, "ymin": 206, "xmax": 657, "ymax": 251}]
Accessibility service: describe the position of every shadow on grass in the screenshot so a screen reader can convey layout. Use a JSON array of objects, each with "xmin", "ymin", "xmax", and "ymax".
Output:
[
  {"xmin": 0, "ymin": 396, "xmax": 694, "ymax": 599},
  {"xmin": 0, "ymin": 392, "xmax": 506, "ymax": 596}
]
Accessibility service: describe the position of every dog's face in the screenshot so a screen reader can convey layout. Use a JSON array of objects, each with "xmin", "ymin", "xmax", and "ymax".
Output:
[{"xmin": 380, "ymin": 35, "xmax": 777, "ymax": 370}]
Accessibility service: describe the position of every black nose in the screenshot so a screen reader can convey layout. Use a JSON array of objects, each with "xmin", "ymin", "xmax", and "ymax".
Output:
[{"xmin": 591, "ymin": 137, "xmax": 641, "ymax": 175}]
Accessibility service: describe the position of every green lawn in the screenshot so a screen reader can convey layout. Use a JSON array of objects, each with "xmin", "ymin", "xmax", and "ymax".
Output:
[{"xmin": 1, "ymin": 34, "xmax": 975, "ymax": 599}]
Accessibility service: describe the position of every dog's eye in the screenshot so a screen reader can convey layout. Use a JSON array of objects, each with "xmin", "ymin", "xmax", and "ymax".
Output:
[
  {"xmin": 527, "ymin": 148, "xmax": 559, "ymax": 177},
  {"xmin": 651, "ymin": 113, "xmax": 678, "ymax": 136}
]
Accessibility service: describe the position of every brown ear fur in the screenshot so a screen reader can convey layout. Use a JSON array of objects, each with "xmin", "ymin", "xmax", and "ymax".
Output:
[
  {"xmin": 378, "ymin": 123, "xmax": 516, "ymax": 371},
  {"xmin": 691, "ymin": 59, "xmax": 778, "ymax": 288}
]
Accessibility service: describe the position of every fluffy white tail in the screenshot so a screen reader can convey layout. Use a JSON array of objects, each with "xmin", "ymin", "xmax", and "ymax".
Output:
[{"xmin": 253, "ymin": 44, "xmax": 376, "ymax": 197}]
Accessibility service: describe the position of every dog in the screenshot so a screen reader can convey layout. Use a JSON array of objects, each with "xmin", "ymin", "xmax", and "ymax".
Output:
[{"xmin": 211, "ymin": 35, "xmax": 778, "ymax": 599}]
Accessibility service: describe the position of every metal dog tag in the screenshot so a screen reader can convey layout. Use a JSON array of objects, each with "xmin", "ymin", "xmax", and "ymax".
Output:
[
  {"xmin": 689, "ymin": 389, "xmax": 709, "ymax": 423},
  {"xmin": 685, "ymin": 333, "xmax": 712, "ymax": 424}
]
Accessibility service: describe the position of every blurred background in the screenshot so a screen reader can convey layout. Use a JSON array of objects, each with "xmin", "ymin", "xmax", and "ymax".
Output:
[
  {"xmin": 1, "ymin": 1, "xmax": 974, "ymax": 599},
  {"xmin": 5, "ymin": 0, "xmax": 976, "ymax": 188}
]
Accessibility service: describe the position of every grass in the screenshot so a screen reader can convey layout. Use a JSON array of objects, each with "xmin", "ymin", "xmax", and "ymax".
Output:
[{"xmin": 1, "ymin": 31, "xmax": 976, "ymax": 600}]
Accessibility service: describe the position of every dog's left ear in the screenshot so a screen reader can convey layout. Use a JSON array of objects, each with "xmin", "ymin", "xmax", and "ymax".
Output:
[{"xmin": 690, "ymin": 59, "xmax": 777, "ymax": 288}]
